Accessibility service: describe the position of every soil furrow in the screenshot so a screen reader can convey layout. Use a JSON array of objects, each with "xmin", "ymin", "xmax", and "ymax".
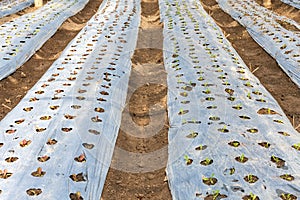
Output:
[
  {"xmin": 200, "ymin": 0, "xmax": 300, "ymax": 133},
  {"xmin": 0, "ymin": 0, "xmax": 103, "ymax": 121},
  {"xmin": 102, "ymin": 0, "xmax": 172, "ymax": 199}
]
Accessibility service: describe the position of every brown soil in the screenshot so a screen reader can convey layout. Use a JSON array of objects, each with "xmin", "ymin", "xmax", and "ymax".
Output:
[
  {"xmin": 0, "ymin": 0, "xmax": 103, "ymax": 120},
  {"xmin": 243, "ymin": 174, "xmax": 259, "ymax": 183},
  {"xmin": 200, "ymin": 0, "xmax": 300, "ymax": 132},
  {"xmin": 102, "ymin": 0, "xmax": 172, "ymax": 199},
  {"xmin": 205, "ymin": 193, "xmax": 228, "ymax": 200}
]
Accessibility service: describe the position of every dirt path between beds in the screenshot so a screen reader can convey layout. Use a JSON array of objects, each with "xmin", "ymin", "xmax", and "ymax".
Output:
[{"xmin": 102, "ymin": 0, "xmax": 172, "ymax": 199}]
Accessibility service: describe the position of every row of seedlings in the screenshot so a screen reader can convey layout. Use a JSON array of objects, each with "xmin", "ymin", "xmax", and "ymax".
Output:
[
  {"xmin": 0, "ymin": 0, "xmax": 89, "ymax": 80},
  {"xmin": 217, "ymin": 0, "xmax": 300, "ymax": 87},
  {"xmin": 0, "ymin": 0, "xmax": 33, "ymax": 18},
  {"xmin": 0, "ymin": 0, "xmax": 140, "ymax": 199},
  {"xmin": 159, "ymin": 0, "xmax": 300, "ymax": 199}
]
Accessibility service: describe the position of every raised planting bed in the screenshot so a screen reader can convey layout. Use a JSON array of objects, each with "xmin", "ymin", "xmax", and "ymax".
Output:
[
  {"xmin": 0, "ymin": 0, "xmax": 140, "ymax": 199},
  {"xmin": 159, "ymin": 0, "xmax": 300, "ymax": 199}
]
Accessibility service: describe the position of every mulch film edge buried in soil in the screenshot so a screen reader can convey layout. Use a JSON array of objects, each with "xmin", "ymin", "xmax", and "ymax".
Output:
[
  {"xmin": 0, "ymin": 0, "xmax": 140, "ymax": 199},
  {"xmin": 159, "ymin": 0, "xmax": 300, "ymax": 199}
]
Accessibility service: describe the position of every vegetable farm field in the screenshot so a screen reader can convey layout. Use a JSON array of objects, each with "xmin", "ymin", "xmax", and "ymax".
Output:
[{"xmin": 0, "ymin": 0, "xmax": 299, "ymax": 199}]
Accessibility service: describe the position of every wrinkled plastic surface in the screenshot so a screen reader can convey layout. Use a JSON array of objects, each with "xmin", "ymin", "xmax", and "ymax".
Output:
[
  {"xmin": 0, "ymin": 0, "xmax": 33, "ymax": 18},
  {"xmin": 217, "ymin": 0, "xmax": 300, "ymax": 88},
  {"xmin": 159, "ymin": 0, "xmax": 300, "ymax": 199},
  {"xmin": 281, "ymin": 0, "xmax": 300, "ymax": 9},
  {"xmin": 0, "ymin": 0, "xmax": 89, "ymax": 81},
  {"xmin": 0, "ymin": 0, "xmax": 140, "ymax": 199}
]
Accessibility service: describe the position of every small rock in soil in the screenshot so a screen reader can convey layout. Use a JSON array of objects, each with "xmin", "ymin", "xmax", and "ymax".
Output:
[
  {"xmin": 136, "ymin": 193, "xmax": 145, "ymax": 198},
  {"xmin": 7, "ymin": 76, "xmax": 18, "ymax": 84},
  {"xmin": 21, "ymin": 72, "xmax": 27, "ymax": 78},
  {"xmin": 147, "ymin": 174, "xmax": 155, "ymax": 180}
]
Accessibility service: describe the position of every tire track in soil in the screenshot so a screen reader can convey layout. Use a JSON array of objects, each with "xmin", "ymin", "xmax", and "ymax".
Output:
[
  {"xmin": 102, "ymin": 0, "xmax": 172, "ymax": 199},
  {"xmin": 0, "ymin": 0, "xmax": 103, "ymax": 121},
  {"xmin": 200, "ymin": 0, "xmax": 300, "ymax": 132}
]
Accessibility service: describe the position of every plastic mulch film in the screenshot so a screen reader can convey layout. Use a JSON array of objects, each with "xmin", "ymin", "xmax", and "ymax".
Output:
[
  {"xmin": 0, "ymin": 0, "xmax": 140, "ymax": 199},
  {"xmin": 0, "ymin": 0, "xmax": 89, "ymax": 81},
  {"xmin": 0, "ymin": 0, "xmax": 33, "ymax": 18},
  {"xmin": 216, "ymin": 0, "xmax": 300, "ymax": 88},
  {"xmin": 281, "ymin": 0, "xmax": 300, "ymax": 9},
  {"xmin": 159, "ymin": 0, "xmax": 300, "ymax": 199}
]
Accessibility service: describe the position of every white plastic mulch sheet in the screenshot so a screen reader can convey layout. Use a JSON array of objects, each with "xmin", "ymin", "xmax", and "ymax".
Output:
[
  {"xmin": 0, "ymin": 0, "xmax": 89, "ymax": 81},
  {"xmin": 0, "ymin": 0, "xmax": 33, "ymax": 18},
  {"xmin": 216, "ymin": 0, "xmax": 300, "ymax": 88},
  {"xmin": 0, "ymin": 0, "xmax": 140, "ymax": 199},
  {"xmin": 281, "ymin": 0, "xmax": 300, "ymax": 9},
  {"xmin": 159, "ymin": 0, "xmax": 300, "ymax": 199}
]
